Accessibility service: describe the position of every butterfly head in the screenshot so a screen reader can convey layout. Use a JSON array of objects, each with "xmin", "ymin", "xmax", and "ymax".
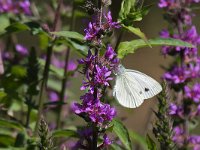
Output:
[{"xmin": 114, "ymin": 64, "xmax": 126, "ymax": 75}]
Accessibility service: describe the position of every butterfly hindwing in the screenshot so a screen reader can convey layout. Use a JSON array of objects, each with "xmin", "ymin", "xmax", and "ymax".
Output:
[{"xmin": 113, "ymin": 74, "xmax": 144, "ymax": 108}]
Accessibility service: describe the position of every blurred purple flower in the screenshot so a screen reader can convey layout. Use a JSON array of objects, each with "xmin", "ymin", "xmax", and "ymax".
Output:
[
  {"xmin": 172, "ymin": 126, "xmax": 185, "ymax": 147},
  {"xmin": 164, "ymin": 66, "xmax": 189, "ymax": 84},
  {"xmin": 103, "ymin": 134, "xmax": 112, "ymax": 146},
  {"xmin": 48, "ymin": 91, "xmax": 59, "ymax": 102},
  {"xmin": 15, "ymin": 44, "xmax": 28, "ymax": 55},
  {"xmin": 68, "ymin": 60, "xmax": 77, "ymax": 71},
  {"xmin": 184, "ymin": 84, "xmax": 200, "ymax": 103},
  {"xmin": 0, "ymin": 0, "xmax": 31, "ymax": 15}
]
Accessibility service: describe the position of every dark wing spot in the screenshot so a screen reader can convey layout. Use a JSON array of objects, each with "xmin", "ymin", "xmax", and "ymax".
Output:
[
  {"xmin": 139, "ymin": 91, "xmax": 142, "ymax": 94},
  {"xmin": 145, "ymin": 88, "xmax": 149, "ymax": 92}
]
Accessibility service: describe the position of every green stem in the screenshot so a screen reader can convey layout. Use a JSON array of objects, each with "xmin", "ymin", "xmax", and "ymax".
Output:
[
  {"xmin": 56, "ymin": 1, "xmax": 75, "ymax": 129},
  {"xmin": 34, "ymin": 0, "xmax": 63, "ymax": 135},
  {"xmin": 34, "ymin": 46, "xmax": 53, "ymax": 135},
  {"xmin": 25, "ymin": 96, "xmax": 32, "ymax": 128},
  {"xmin": 92, "ymin": 124, "xmax": 98, "ymax": 150}
]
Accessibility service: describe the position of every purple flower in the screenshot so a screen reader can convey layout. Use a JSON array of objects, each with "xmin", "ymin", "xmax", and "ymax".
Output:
[
  {"xmin": 68, "ymin": 60, "xmax": 77, "ymax": 71},
  {"xmin": 164, "ymin": 66, "xmax": 189, "ymax": 84},
  {"xmin": 72, "ymin": 98, "xmax": 116, "ymax": 125},
  {"xmin": 169, "ymin": 103, "xmax": 178, "ymax": 115},
  {"xmin": 104, "ymin": 45, "xmax": 119, "ymax": 66},
  {"xmin": 188, "ymin": 135, "xmax": 200, "ymax": 144},
  {"xmin": 48, "ymin": 91, "xmax": 59, "ymax": 102},
  {"xmin": 172, "ymin": 126, "xmax": 185, "ymax": 147},
  {"xmin": 52, "ymin": 57, "xmax": 65, "ymax": 68},
  {"xmin": 184, "ymin": 84, "xmax": 200, "ymax": 103},
  {"xmin": 15, "ymin": 44, "xmax": 28, "ymax": 55},
  {"xmin": 104, "ymin": 11, "xmax": 121, "ymax": 29},
  {"xmin": 103, "ymin": 134, "xmax": 112, "ymax": 146},
  {"xmin": 95, "ymin": 65, "xmax": 112, "ymax": 86},
  {"xmin": 158, "ymin": 0, "xmax": 176, "ymax": 8},
  {"xmin": 84, "ymin": 11, "xmax": 120, "ymax": 43},
  {"xmin": 84, "ymin": 22, "xmax": 101, "ymax": 43}
]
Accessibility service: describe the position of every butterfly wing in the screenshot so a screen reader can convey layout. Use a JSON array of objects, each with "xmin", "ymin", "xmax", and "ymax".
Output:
[
  {"xmin": 113, "ymin": 74, "xmax": 145, "ymax": 108},
  {"xmin": 125, "ymin": 69, "xmax": 162, "ymax": 99}
]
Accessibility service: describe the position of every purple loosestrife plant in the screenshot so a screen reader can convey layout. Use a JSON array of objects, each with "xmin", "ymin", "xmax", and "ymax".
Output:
[
  {"xmin": 159, "ymin": 0, "xmax": 200, "ymax": 149},
  {"xmin": 72, "ymin": 2, "xmax": 120, "ymax": 149}
]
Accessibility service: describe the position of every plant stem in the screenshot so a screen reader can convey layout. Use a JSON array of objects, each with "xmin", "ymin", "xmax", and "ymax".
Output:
[
  {"xmin": 92, "ymin": 124, "xmax": 98, "ymax": 150},
  {"xmin": 34, "ymin": 0, "xmax": 63, "ymax": 135},
  {"xmin": 25, "ymin": 96, "xmax": 32, "ymax": 128},
  {"xmin": 114, "ymin": 30, "xmax": 124, "ymax": 51},
  {"xmin": 34, "ymin": 45, "xmax": 53, "ymax": 135},
  {"xmin": 56, "ymin": 1, "xmax": 75, "ymax": 129}
]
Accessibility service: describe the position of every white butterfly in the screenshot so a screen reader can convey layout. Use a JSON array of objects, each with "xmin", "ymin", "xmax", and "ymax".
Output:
[{"xmin": 113, "ymin": 64, "xmax": 162, "ymax": 108}]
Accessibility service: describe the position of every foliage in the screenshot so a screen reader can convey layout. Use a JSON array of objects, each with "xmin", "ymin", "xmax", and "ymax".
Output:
[{"xmin": 0, "ymin": 0, "xmax": 195, "ymax": 149}]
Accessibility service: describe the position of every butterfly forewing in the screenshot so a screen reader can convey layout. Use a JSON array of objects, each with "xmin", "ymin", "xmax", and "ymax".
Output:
[{"xmin": 125, "ymin": 69, "xmax": 162, "ymax": 99}]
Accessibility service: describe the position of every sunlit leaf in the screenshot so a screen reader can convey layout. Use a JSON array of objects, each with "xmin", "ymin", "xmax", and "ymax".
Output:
[
  {"xmin": 119, "ymin": 0, "xmax": 136, "ymax": 20},
  {"xmin": 11, "ymin": 65, "xmax": 27, "ymax": 78},
  {"xmin": 123, "ymin": 25, "xmax": 149, "ymax": 44},
  {"xmin": 112, "ymin": 119, "xmax": 132, "ymax": 150},
  {"xmin": 0, "ymin": 15, "xmax": 10, "ymax": 34},
  {"xmin": 117, "ymin": 38, "xmax": 194, "ymax": 59}
]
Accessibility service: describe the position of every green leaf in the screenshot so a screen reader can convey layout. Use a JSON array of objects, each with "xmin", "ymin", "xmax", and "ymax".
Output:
[
  {"xmin": 0, "ymin": 119, "xmax": 25, "ymax": 132},
  {"xmin": 117, "ymin": 38, "xmax": 194, "ymax": 59},
  {"xmin": 129, "ymin": 130, "xmax": 148, "ymax": 150},
  {"xmin": 52, "ymin": 129, "xmax": 78, "ymax": 138},
  {"xmin": 110, "ymin": 144, "xmax": 124, "ymax": 150},
  {"xmin": 146, "ymin": 134, "xmax": 157, "ymax": 150},
  {"xmin": 5, "ymin": 22, "xmax": 30, "ymax": 34},
  {"xmin": 55, "ymin": 38, "xmax": 88, "ymax": 56},
  {"xmin": 112, "ymin": 119, "xmax": 132, "ymax": 150},
  {"xmin": 11, "ymin": 65, "xmax": 27, "ymax": 78},
  {"xmin": 51, "ymin": 31, "xmax": 84, "ymax": 41},
  {"xmin": 123, "ymin": 25, "xmax": 149, "ymax": 44},
  {"xmin": 0, "ymin": 91, "xmax": 7, "ymax": 100},
  {"xmin": 0, "ymin": 15, "xmax": 10, "ymax": 34},
  {"xmin": 3, "ymin": 22, "xmax": 49, "ymax": 37},
  {"xmin": 0, "ymin": 134, "xmax": 15, "ymax": 146},
  {"xmin": 119, "ymin": 0, "xmax": 136, "ymax": 20}
]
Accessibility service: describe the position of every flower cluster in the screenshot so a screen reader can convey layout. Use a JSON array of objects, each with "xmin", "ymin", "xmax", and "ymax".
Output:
[
  {"xmin": 0, "ymin": 0, "xmax": 31, "ymax": 15},
  {"xmin": 72, "ymin": 10, "xmax": 120, "ymax": 149},
  {"xmin": 84, "ymin": 11, "xmax": 120, "ymax": 44},
  {"xmin": 159, "ymin": 0, "xmax": 200, "ymax": 149}
]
